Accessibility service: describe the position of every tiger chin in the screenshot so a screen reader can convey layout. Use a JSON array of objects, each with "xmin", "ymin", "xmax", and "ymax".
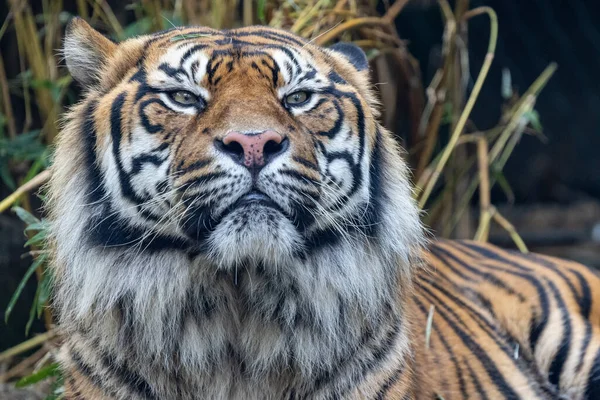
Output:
[{"xmin": 49, "ymin": 17, "xmax": 600, "ymax": 400}]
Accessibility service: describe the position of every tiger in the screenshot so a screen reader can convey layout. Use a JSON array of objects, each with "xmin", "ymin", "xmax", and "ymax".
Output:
[{"xmin": 47, "ymin": 17, "xmax": 600, "ymax": 399}]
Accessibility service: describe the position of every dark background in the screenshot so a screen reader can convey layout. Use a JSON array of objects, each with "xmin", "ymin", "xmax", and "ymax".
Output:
[{"xmin": 396, "ymin": 0, "xmax": 600, "ymax": 203}]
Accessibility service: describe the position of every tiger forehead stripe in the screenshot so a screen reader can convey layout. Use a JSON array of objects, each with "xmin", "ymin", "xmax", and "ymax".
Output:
[{"xmin": 144, "ymin": 37, "xmax": 326, "ymax": 93}]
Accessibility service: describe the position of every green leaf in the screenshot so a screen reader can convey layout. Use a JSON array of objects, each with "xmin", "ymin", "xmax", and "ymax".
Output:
[
  {"xmin": 0, "ymin": 113, "xmax": 6, "ymax": 138},
  {"xmin": 169, "ymin": 32, "xmax": 212, "ymax": 42},
  {"xmin": 15, "ymin": 363, "xmax": 60, "ymax": 388},
  {"xmin": 4, "ymin": 254, "xmax": 47, "ymax": 323},
  {"xmin": 257, "ymin": 0, "xmax": 266, "ymax": 23},
  {"xmin": 13, "ymin": 206, "xmax": 40, "ymax": 225},
  {"xmin": 121, "ymin": 17, "xmax": 153, "ymax": 39},
  {"xmin": 491, "ymin": 168, "xmax": 515, "ymax": 203},
  {"xmin": 501, "ymin": 68, "xmax": 513, "ymax": 100},
  {"xmin": 25, "ymin": 221, "xmax": 49, "ymax": 232},
  {"xmin": 440, "ymin": 101, "xmax": 454, "ymax": 125},
  {"xmin": 25, "ymin": 230, "xmax": 47, "ymax": 247},
  {"xmin": 45, "ymin": 370, "xmax": 64, "ymax": 400},
  {"xmin": 365, "ymin": 48, "xmax": 380, "ymax": 61},
  {"xmin": 37, "ymin": 270, "xmax": 54, "ymax": 318},
  {"xmin": 0, "ymin": 130, "xmax": 45, "ymax": 161},
  {"xmin": 0, "ymin": 162, "xmax": 16, "ymax": 190},
  {"xmin": 523, "ymin": 109, "xmax": 543, "ymax": 132},
  {"xmin": 26, "ymin": 282, "xmax": 40, "ymax": 335}
]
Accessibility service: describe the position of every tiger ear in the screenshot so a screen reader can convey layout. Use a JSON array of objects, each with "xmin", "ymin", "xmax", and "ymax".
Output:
[
  {"xmin": 329, "ymin": 42, "xmax": 369, "ymax": 72},
  {"xmin": 63, "ymin": 17, "xmax": 117, "ymax": 86}
]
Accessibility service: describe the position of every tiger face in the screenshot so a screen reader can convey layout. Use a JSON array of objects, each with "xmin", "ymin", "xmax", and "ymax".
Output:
[{"xmin": 63, "ymin": 19, "xmax": 387, "ymax": 269}]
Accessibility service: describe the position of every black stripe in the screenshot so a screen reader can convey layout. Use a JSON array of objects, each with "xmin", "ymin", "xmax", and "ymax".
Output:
[
  {"xmin": 279, "ymin": 169, "xmax": 318, "ymax": 184},
  {"xmin": 464, "ymin": 359, "xmax": 490, "ymax": 400},
  {"xmin": 183, "ymin": 171, "xmax": 226, "ymax": 188},
  {"xmin": 230, "ymin": 28, "xmax": 307, "ymax": 47},
  {"xmin": 70, "ymin": 350, "xmax": 120, "ymax": 398},
  {"xmin": 586, "ymin": 347, "xmax": 600, "ymax": 399},
  {"xmin": 251, "ymin": 61, "xmax": 270, "ymax": 81},
  {"xmin": 416, "ymin": 294, "xmax": 520, "ymax": 398},
  {"xmin": 328, "ymin": 70, "xmax": 346, "ymax": 84},
  {"xmin": 418, "ymin": 282, "xmax": 476, "ymax": 334},
  {"xmin": 180, "ymin": 44, "xmax": 209, "ymax": 65},
  {"xmin": 110, "ymin": 92, "xmax": 147, "ymax": 204},
  {"xmin": 81, "ymin": 100, "xmax": 106, "ymax": 205},
  {"xmin": 178, "ymin": 159, "xmax": 211, "ymax": 174},
  {"xmin": 158, "ymin": 63, "xmax": 185, "ymax": 82},
  {"xmin": 138, "ymin": 98, "xmax": 167, "ymax": 134},
  {"xmin": 423, "ymin": 271, "xmax": 556, "ymax": 397},
  {"xmin": 100, "ymin": 352, "xmax": 157, "ymax": 399},
  {"xmin": 545, "ymin": 278, "xmax": 572, "ymax": 388},
  {"xmin": 87, "ymin": 209, "xmax": 191, "ymax": 251},
  {"xmin": 316, "ymin": 100, "xmax": 343, "ymax": 138},
  {"xmin": 448, "ymin": 242, "xmax": 551, "ymax": 352},
  {"xmin": 292, "ymin": 156, "xmax": 319, "ymax": 172},
  {"xmin": 413, "ymin": 297, "xmax": 468, "ymax": 400},
  {"xmin": 429, "ymin": 244, "xmax": 524, "ymax": 298},
  {"xmin": 576, "ymin": 320, "xmax": 594, "ymax": 374},
  {"xmin": 569, "ymin": 268, "xmax": 592, "ymax": 319},
  {"xmin": 374, "ymin": 365, "xmax": 405, "ymax": 400},
  {"xmin": 261, "ymin": 58, "xmax": 280, "ymax": 87},
  {"xmin": 206, "ymin": 59, "xmax": 223, "ymax": 85},
  {"xmin": 130, "ymin": 153, "xmax": 166, "ymax": 175},
  {"xmin": 306, "ymin": 98, "xmax": 329, "ymax": 114},
  {"xmin": 514, "ymin": 250, "xmax": 583, "ymax": 309}
]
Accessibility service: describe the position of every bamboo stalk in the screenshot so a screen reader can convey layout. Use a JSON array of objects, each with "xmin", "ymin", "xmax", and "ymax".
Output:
[
  {"xmin": 417, "ymin": 6, "xmax": 498, "ymax": 209},
  {"xmin": 291, "ymin": 0, "xmax": 329, "ymax": 34},
  {"xmin": 314, "ymin": 17, "xmax": 394, "ymax": 45},
  {"xmin": 489, "ymin": 96, "xmax": 534, "ymax": 164},
  {"xmin": 9, "ymin": 0, "xmax": 58, "ymax": 140},
  {"xmin": 474, "ymin": 137, "xmax": 491, "ymax": 242},
  {"xmin": 0, "ymin": 347, "xmax": 47, "ymax": 383},
  {"xmin": 0, "ymin": 330, "xmax": 56, "ymax": 363},
  {"xmin": 414, "ymin": 0, "xmax": 456, "ymax": 181},
  {"xmin": 76, "ymin": 0, "xmax": 89, "ymax": 20},
  {"xmin": 491, "ymin": 206, "xmax": 529, "ymax": 253},
  {"xmin": 0, "ymin": 52, "xmax": 17, "ymax": 138},
  {"xmin": 243, "ymin": 0, "xmax": 253, "ymax": 26},
  {"xmin": 0, "ymin": 170, "xmax": 51, "ymax": 214}
]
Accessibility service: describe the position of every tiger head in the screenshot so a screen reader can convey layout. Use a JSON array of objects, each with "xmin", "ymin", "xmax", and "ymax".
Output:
[
  {"xmin": 55, "ymin": 18, "xmax": 423, "ymax": 270},
  {"xmin": 50, "ymin": 19, "xmax": 424, "ymax": 387}
]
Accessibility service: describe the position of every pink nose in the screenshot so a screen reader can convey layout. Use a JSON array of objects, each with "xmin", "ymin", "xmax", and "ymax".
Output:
[{"xmin": 220, "ymin": 130, "xmax": 286, "ymax": 168}]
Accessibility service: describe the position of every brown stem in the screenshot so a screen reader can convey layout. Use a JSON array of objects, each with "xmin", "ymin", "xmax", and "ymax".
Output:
[
  {"xmin": 0, "ymin": 52, "xmax": 17, "ymax": 138},
  {"xmin": 314, "ymin": 17, "xmax": 394, "ymax": 45},
  {"xmin": 0, "ymin": 170, "xmax": 51, "ymax": 214},
  {"xmin": 475, "ymin": 138, "xmax": 490, "ymax": 241},
  {"xmin": 0, "ymin": 330, "xmax": 56, "ymax": 363},
  {"xmin": 383, "ymin": 0, "xmax": 411, "ymax": 23}
]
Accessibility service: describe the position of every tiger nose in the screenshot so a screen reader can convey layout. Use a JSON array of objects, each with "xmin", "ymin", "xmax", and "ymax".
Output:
[{"xmin": 217, "ymin": 130, "xmax": 289, "ymax": 168}]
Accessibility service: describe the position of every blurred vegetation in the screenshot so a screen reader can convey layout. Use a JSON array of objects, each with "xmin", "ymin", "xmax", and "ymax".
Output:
[{"xmin": 0, "ymin": 0, "xmax": 555, "ymax": 396}]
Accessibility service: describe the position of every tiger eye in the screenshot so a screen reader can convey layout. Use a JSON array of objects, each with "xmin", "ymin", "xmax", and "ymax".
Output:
[
  {"xmin": 169, "ymin": 90, "xmax": 197, "ymax": 106},
  {"xmin": 285, "ymin": 91, "xmax": 310, "ymax": 106}
]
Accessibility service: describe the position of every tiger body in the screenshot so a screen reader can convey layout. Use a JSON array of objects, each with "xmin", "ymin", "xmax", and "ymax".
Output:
[{"xmin": 49, "ymin": 19, "xmax": 600, "ymax": 399}]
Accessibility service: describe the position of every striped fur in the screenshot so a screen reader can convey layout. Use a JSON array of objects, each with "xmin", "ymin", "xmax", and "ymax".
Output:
[{"xmin": 48, "ymin": 18, "xmax": 600, "ymax": 399}]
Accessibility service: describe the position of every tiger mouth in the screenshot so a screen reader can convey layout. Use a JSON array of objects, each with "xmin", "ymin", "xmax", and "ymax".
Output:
[
  {"xmin": 221, "ymin": 189, "xmax": 298, "ymax": 226},
  {"xmin": 180, "ymin": 187, "xmax": 313, "ymax": 244},
  {"xmin": 234, "ymin": 189, "xmax": 277, "ymax": 208}
]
